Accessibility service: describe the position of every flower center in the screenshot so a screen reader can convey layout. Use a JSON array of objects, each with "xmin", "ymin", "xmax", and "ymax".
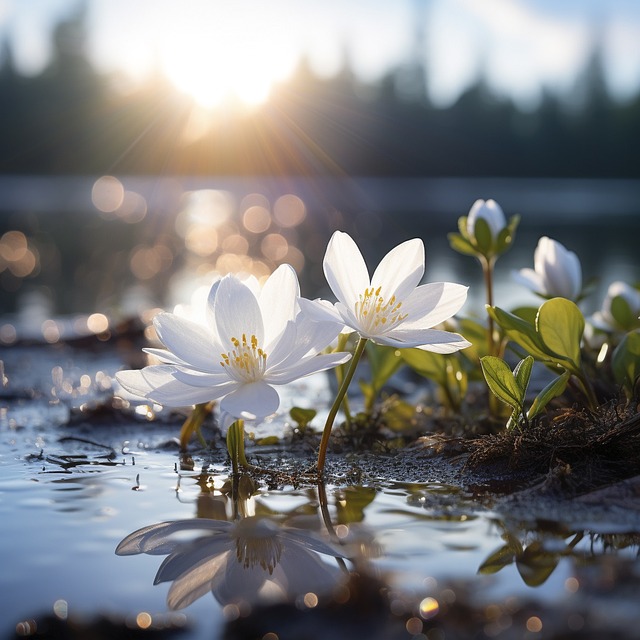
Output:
[
  {"xmin": 220, "ymin": 334, "xmax": 267, "ymax": 382},
  {"xmin": 232, "ymin": 519, "xmax": 283, "ymax": 574},
  {"xmin": 354, "ymin": 286, "xmax": 408, "ymax": 334}
]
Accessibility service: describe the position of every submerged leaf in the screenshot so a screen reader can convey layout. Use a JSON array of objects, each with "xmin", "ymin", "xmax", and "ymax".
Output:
[{"xmin": 478, "ymin": 543, "xmax": 517, "ymax": 575}]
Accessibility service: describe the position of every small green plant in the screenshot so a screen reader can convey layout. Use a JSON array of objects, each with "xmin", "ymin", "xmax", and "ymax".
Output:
[
  {"xmin": 480, "ymin": 355, "xmax": 570, "ymax": 429},
  {"xmin": 359, "ymin": 343, "xmax": 404, "ymax": 414},
  {"xmin": 289, "ymin": 406, "xmax": 318, "ymax": 433},
  {"xmin": 401, "ymin": 348, "xmax": 468, "ymax": 413},
  {"xmin": 487, "ymin": 297, "xmax": 598, "ymax": 410}
]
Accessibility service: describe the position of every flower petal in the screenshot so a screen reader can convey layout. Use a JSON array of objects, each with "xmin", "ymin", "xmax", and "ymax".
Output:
[
  {"xmin": 259, "ymin": 264, "xmax": 300, "ymax": 344},
  {"xmin": 298, "ymin": 297, "xmax": 347, "ymax": 328},
  {"xmin": 266, "ymin": 352, "xmax": 351, "ymax": 384},
  {"xmin": 268, "ymin": 314, "xmax": 342, "ymax": 370},
  {"xmin": 371, "ymin": 238, "xmax": 424, "ymax": 302},
  {"xmin": 171, "ymin": 367, "xmax": 237, "ymax": 390},
  {"xmin": 154, "ymin": 313, "xmax": 218, "ymax": 372},
  {"xmin": 377, "ymin": 328, "xmax": 471, "ymax": 353},
  {"xmin": 116, "ymin": 366, "xmax": 226, "ymax": 406},
  {"xmin": 512, "ymin": 267, "xmax": 545, "ymax": 294},
  {"xmin": 213, "ymin": 275, "xmax": 264, "ymax": 349},
  {"xmin": 323, "ymin": 231, "xmax": 370, "ymax": 309},
  {"xmin": 399, "ymin": 282, "xmax": 468, "ymax": 330},
  {"xmin": 220, "ymin": 380, "xmax": 280, "ymax": 420}
]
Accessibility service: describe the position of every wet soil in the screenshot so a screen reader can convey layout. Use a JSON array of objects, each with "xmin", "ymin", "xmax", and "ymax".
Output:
[{"xmin": 3, "ymin": 328, "xmax": 640, "ymax": 639}]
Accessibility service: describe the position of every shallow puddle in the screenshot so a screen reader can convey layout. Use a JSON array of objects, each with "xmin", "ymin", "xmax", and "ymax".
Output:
[{"xmin": 1, "ymin": 341, "xmax": 640, "ymax": 639}]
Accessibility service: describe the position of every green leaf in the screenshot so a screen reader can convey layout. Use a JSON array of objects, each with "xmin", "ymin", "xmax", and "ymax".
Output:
[
  {"xmin": 380, "ymin": 397, "xmax": 417, "ymax": 432},
  {"xmin": 513, "ymin": 355, "xmax": 534, "ymax": 397},
  {"xmin": 516, "ymin": 541, "xmax": 560, "ymax": 587},
  {"xmin": 610, "ymin": 295, "xmax": 634, "ymax": 330},
  {"xmin": 511, "ymin": 306, "xmax": 538, "ymax": 325},
  {"xmin": 612, "ymin": 330, "xmax": 640, "ymax": 398},
  {"xmin": 480, "ymin": 356, "xmax": 523, "ymax": 412},
  {"xmin": 358, "ymin": 380, "xmax": 376, "ymax": 410},
  {"xmin": 447, "ymin": 232, "xmax": 478, "ymax": 257},
  {"xmin": 401, "ymin": 348, "xmax": 448, "ymax": 386},
  {"xmin": 527, "ymin": 370, "xmax": 570, "ymax": 420},
  {"xmin": 536, "ymin": 298, "xmax": 584, "ymax": 369},
  {"xmin": 289, "ymin": 406, "xmax": 317, "ymax": 429},
  {"xmin": 366, "ymin": 343, "xmax": 404, "ymax": 389},
  {"xmin": 494, "ymin": 213, "xmax": 520, "ymax": 254},
  {"xmin": 457, "ymin": 215, "xmax": 471, "ymax": 240},
  {"xmin": 478, "ymin": 544, "xmax": 517, "ymax": 575},
  {"xmin": 335, "ymin": 486, "xmax": 377, "ymax": 524},
  {"xmin": 487, "ymin": 305, "xmax": 550, "ymax": 362},
  {"xmin": 473, "ymin": 217, "xmax": 493, "ymax": 255}
]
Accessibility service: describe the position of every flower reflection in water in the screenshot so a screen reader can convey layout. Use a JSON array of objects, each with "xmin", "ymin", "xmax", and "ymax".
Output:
[{"xmin": 116, "ymin": 486, "xmax": 351, "ymax": 610}]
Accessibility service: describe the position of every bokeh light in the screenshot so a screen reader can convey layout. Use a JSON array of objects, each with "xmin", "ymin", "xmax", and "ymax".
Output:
[{"xmin": 274, "ymin": 194, "xmax": 306, "ymax": 228}]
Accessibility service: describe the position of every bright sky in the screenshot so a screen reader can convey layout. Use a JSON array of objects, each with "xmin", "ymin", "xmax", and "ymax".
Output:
[{"xmin": 1, "ymin": 0, "xmax": 640, "ymax": 108}]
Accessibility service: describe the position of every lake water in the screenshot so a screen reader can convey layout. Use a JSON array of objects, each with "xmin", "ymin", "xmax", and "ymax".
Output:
[{"xmin": 1, "ymin": 175, "xmax": 639, "ymax": 323}]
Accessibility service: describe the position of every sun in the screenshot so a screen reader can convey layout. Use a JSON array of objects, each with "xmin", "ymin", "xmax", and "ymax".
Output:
[{"xmin": 156, "ymin": 4, "xmax": 298, "ymax": 109}]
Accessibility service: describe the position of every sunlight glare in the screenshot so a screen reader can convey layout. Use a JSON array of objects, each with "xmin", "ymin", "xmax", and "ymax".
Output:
[{"xmin": 158, "ymin": 3, "xmax": 297, "ymax": 109}]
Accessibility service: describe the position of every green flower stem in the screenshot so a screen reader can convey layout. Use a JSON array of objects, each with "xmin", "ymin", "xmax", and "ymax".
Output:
[
  {"xmin": 317, "ymin": 336, "xmax": 368, "ymax": 475},
  {"xmin": 334, "ymin": 332, "xmax": 353, "ymax": 429},
  {"xmin": 480, "ymin": 255, "xmax": 501, "ymax": 418},
  {"xmin": 481, "ymin": 255, "xmax": 498, "ymax": 357}
]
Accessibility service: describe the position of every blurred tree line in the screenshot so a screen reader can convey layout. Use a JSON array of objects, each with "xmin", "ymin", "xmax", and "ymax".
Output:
[{"xmin": 0, "ymin": 5, "xmax": 638, "ymax": 178}]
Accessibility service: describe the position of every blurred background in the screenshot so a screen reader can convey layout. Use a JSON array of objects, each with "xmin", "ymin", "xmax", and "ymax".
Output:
[{"xmin": 0, "ymin": 0, "xmax": 639, "ymax": 340}]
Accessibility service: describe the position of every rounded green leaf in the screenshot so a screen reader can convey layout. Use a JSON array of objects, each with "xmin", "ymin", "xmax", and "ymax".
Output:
[
  {"xmin": 290, "ymin": 406, "xmax": 317, "ymax": 429},
  {"xmin": 480, "ymin": 356, "xmax": 523, "ymax": 411},
  {"xmin": 536, "ymin": 298, "xmax": 584, "ymax": 369},
  {"xmin": 610, "ymin": 295, "xmax": 634, "ymax": 330}
]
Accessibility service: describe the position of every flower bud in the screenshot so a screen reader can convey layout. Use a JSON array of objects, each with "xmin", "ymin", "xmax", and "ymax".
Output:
[
  {"xmin": 513, "ymin": 236, "xmax": 582, "ymax": 300},
  {"xmin": 467, "ymin": 199, "xmax": 506, "ymax": 242},
  {"xmin": 591, "ymin": 281, "xmax": 640, "ymax": 332}
]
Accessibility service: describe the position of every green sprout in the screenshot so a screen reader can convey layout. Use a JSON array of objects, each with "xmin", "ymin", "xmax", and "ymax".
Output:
[
  {"xmin": 480, "ymin": 355, "xmax": 570, "ymax": 430},
  {"xmin": 487, "ymin": 297, "xmax": 598, "ymax": 410}
]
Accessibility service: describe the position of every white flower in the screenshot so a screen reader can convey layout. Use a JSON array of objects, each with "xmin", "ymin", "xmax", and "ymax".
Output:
[
  {"xmin": 467, "ymin": 198, "xmax": 506, "ymax": 242},
  {"xmin": 590, "ymin": 281, "xmax": 640, "ymax": 332},
  {"xmin": 116, "ymin": 265, "xmax": 350, "ymax": 420},
  {"xmin": 116, "ymin": 517, "xmax": 346, "ymax": 609},
  {"xmin": 512, "ymin": 236, "xmax": 582, "ymax": 300},
  {"xmin": 301, "ymin": 231, "xmax": 470, "ymax": 354}
]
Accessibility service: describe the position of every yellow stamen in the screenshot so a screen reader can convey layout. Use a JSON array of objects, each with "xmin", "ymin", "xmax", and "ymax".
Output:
[
  {"xmin": 220, "ymin": 333, "xmax": 268, "ymax": 382},
  {"xmin": 354, "ymin": 286, "xmax": 408, "ymax": 334}
]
